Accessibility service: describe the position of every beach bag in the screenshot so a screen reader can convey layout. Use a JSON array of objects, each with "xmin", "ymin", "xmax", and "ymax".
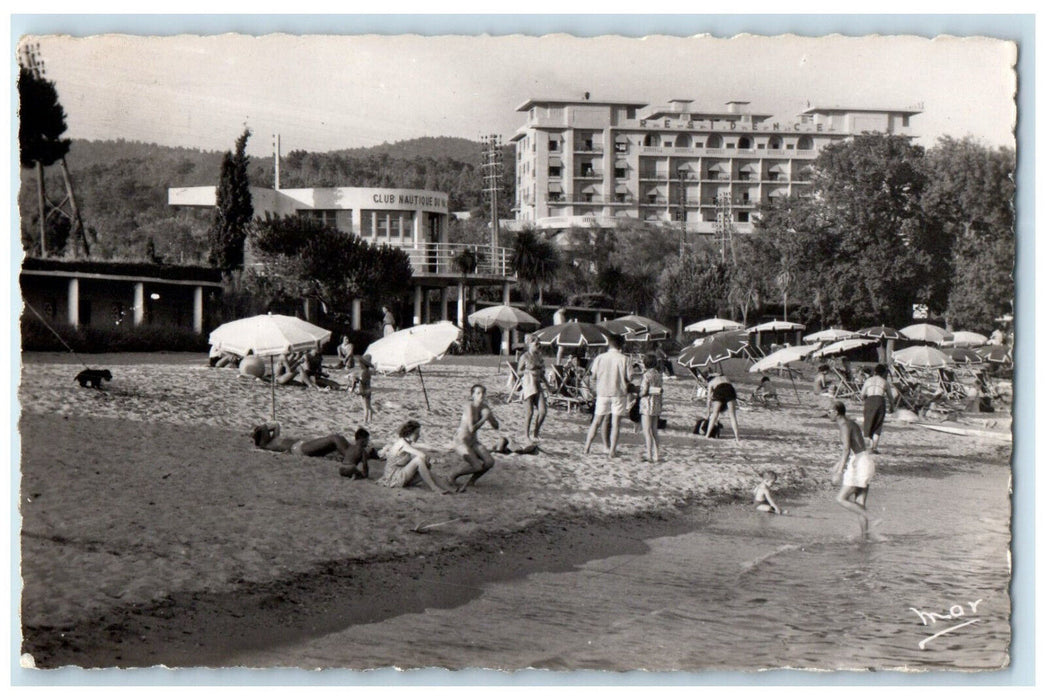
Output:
[{"xmin": 693, "ymin": 416, "xmax": 721, "ymax": 438}]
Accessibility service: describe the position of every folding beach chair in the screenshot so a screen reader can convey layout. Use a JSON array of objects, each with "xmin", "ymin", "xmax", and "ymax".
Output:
[
  {"xmin": 750, "ymin": 383, "xmax": 782, "ymax": 409},
  {"xmin": 504, "ymin": 364, "xmax": 524, "ymax": 404},
  {"xmin": 830, "ymin": 367, "xmax": 861, "ymax": 402}
]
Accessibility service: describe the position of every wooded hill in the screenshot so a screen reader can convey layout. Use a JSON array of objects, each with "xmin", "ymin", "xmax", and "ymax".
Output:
[{"xmin": 18, "ymin": 136, "xmax": 515, "ymax": 264}]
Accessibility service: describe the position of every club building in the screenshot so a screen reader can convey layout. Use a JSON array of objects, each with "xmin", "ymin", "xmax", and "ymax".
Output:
[
  {"xmin": 510, "ymin": 97, "xmax": 921, "ymax": 235},
  {"xmin": 168, "ymin": 185, "xmax": 516, "ymax": 328}
]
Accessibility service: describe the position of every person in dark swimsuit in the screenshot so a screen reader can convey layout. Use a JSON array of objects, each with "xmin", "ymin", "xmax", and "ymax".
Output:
[
  {"xmin": 705, "ymin": 373, "xmax": 740, "ymax": 442},
  {"xmin": 252, "ymin": 422, "xmax": 356, "ymax": 462}
]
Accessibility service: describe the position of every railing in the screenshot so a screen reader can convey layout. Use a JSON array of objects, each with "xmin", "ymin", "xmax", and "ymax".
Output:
[{"xmin": 404, "ymin": 242, "xmax": 514, "ymax": 278}]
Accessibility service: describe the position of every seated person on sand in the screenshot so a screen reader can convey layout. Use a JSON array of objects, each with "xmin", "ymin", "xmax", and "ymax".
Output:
[
  {"xmin": 751, "ymin": 375, "xmax": 778, "ymax": 404},
  {"xmin": 753, "ymin": 469, "xmax": 783, "ymax": 514},
  {"xmin": 814, "ymin": 365, "xmax": 835, "ymax": 395},
  {"xmin": 338, "ymin": 427, "xmax": 373, "ymax": 480},
  {"xmin": 299, "ymin": 345, "xmax": 341, "ymax": 391},
  {"xmin": 333, "ymin": 335, "xmax": 355, "ymax": 370},
  {"xmin": 209, "ymin": 345, "xmax": 242, "ymax": 368},
  {"xmin": 377, "ymin": 420, "xmax": 452, "ymax": 494},
  {"xmin": 252, "ymin": 421, "xmax": 360, "ymax": 464},
  {"xmin": 447, "ymin": 384, "xmax": 501, "ymax": 492},
  {"xmin": 274, "ymin": 352, "xmax": 305, "ymax": 385}
]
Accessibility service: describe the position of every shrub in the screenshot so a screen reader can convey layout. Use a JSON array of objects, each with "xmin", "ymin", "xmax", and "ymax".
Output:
[{"xmin": 21, "ymin": 315, "xmax": 208, "ymax": 353}]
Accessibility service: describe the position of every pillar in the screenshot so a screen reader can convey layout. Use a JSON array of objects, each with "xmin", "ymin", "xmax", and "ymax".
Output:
[
  {"xmin": 413, "ymin": 286, "xmax": 423, "ymax": 326},
  {"xmin": 423, "ymin": 290, "xmax": 432, "ymax": 324},
  {"xmin": 351, "ymin": 299, "xmax": 362, "ymax": 331},
  {"xmin": 440, "ymin": 287, "xmax": 450, "ymax": 321},
  {"xmin": 67, "ymin": 278, "xmax": 80, "ymax": 327},
  {"xmin": 133, "ymin": 282, "xmax": 145, "ymax": 326},
  {"xmin": 456, "ymin": 284, "xmax": 465, "ymax": 328},
  {"xmin": 677, "ymin": 316, "xmax": 683, "ymax": 341},
  {"xmin": 193, "ymin": 286, "xmax": 204, "ymax": 334},
  {"xmin": 502, "ymin": 282, "xmax": 511, "ymax": 305}
]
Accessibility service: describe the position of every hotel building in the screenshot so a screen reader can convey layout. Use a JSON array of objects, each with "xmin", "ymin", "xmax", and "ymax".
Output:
[{"xmin": 511, "ymin": 98, "xmax": 921, "ymax": 235}]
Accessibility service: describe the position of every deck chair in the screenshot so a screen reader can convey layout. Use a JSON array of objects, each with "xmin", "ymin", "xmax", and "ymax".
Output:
[
  {"xmin": 504, "ymin": 364, "xmax": 524, "ymax": 404},
  {"xmin": 549, "ymin": 366, "xmax": 594, "ymax": 413},
  {"xmin": 750, "ymin": 383, "xmax": 782, "ymax": 408},
  {"xmin": 830, "ymin": 367, "xmax": 861, "ymax": 401}
]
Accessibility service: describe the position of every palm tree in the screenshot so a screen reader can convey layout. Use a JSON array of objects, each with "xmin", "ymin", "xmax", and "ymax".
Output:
[
  {"xmin": 453, "ymin": 247, "xmax": 478, "ymax": 327},
  {"xmin": 512, "ymin": 230, "xmax": 561, "ymax": 305}
]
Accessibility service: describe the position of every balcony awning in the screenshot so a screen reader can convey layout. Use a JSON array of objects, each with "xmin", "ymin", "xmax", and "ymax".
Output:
[
  {"xmin": 581, "ymin": 184, "xmax": 602, "ymax": 194},
  {"xmin": 768, "ymin": 188, "xmax": 789, "ymax": 197},
  {"xmin": 614, "ymin": 160, "xmax": 629, "ymax": 169},
  {"xmin": 646, "ymin": 185, "xmax": 666, "ymax": 195},
  {"xmin": 769, "ymin": 163, "xmax": 788, "ymax": 172},
  {"xmin": 739, "ymin": 163, "xmax": 759, "ymax": 172},
  {"xmin": 614, "ymin": 134, "xmax": 629, "ymax": 143},
  {"xmin": 708, "ymin": 162, "xmax": 728, "ymax": 172},
  {"xmin": 615, "ymin": 184, "xmax": 630, "ymax": 193},
  {"xmin": 548, "ymin": 156, "xmax": 562, "ymax": 166},
  {"xmin": 548, "ymin": 182, "xmax": 563, "ymax": 193}
]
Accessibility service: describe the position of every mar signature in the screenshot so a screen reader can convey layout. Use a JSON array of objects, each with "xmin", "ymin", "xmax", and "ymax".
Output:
[{"xmin": 909, "ymin": 599, "xmax": 982, "ymax": 650}]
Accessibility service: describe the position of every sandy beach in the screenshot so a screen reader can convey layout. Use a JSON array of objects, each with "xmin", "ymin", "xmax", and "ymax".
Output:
[{"xmin": 17, "ymin": 352, "xmax": 1012, "ymax": 668}]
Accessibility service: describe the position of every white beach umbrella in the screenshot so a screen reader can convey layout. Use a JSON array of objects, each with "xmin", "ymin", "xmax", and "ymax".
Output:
[
  {"xmin": 748, "ymin": 320, "xmax": 806, "ymax": 333},
  {"xmin": 803, "ymin": 328, "xmax": 857, "ymax": 343},
  {"xmin": 748, "ymin": 344, "xmax": 820, "ymax": 401},
  {"xmin": 467, "ymin": 305, "xmax": 540, "ymax": 331},
  {"xmin": 685, "ymin": 317, "xmax": 744, "ymax": 334},
  {"xmin": 811, "ymin": 337, "xmax": 877, "ymax": 359},
  {"xmin": 208, "ymin": 313, "xmax": 333, "ymax": 421},
  {"xmin": 900, "ymin": 323, "xmax": 954, "ymax": 346},
  {"xmin": 892, "ymin": 345, "xmax": 953, "ymax": 370},
  {"xmin": 944, "ymin": 331, "xmax": 990, "ymax": 348},
  {"xmin": 364, "ymin": 321, "xmax": 462, "ymax": 411}
]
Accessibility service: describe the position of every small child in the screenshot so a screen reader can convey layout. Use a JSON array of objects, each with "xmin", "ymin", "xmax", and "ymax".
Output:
[
  {"xmin": 357, "ymin": 354, "xmax": 374, "ymax": 423},
  {"xmin": 753, "ymin": 469, "xmax": 784, "ymax": 514},
  {"xmin": 752, "ymin": 375, "xmax": 777, "ymax": 404},
  {"xmin": 338, "ymin": 427, "xmax": 371, "ymax": 479}
]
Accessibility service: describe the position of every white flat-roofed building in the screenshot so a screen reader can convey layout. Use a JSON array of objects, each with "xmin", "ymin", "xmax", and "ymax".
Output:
[
  {"xmin": 169, "ymin": 184, "xmax": 515, "ymax": 328},
  {"xmin": 510, "ymin": 97, "xmax": 921, "ymax": 235}
]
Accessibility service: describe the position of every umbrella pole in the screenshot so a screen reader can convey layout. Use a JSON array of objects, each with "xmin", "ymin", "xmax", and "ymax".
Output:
[
  {"xmin": 789, "ymin": 369, "xmax": 800, "ymax": 404},
  {"xmin": 418, "ymin": 366, "xmax": 431, "ymax": 411},
  {"xmin": 270, "ymin": 356, "xmax": 277, "ymax": 421}
]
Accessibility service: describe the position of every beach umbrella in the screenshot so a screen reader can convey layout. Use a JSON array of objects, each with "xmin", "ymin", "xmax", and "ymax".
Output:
[
  {"xmin": 803, "ymin": 328, "xmax": 857, "ymax": 343},
  {"xmin": 209, "ymin": 313, "xmax": 332, "ymax": 421},
  {"xmin": 747, "ymin": 320, "xmax": 806, "ymax": 332},
  {"xmin": 602, "ymin": 314, "xmax": 672, "ymax": 342},
  {"xmin": 891, "ymin": 345, "xmax": 953, "ymax": 370},
  {"xmin": 468, "ymin": 305, "xmax": 541, "ymax": 372},
  {"xmin": 857, "ymin": 326, "xmax": 908, "ymax": 340},
  {"xmin": 692, "ymin": 329, "xmax": 748, "ymax": 349},
  {"xmin": 685, "ymin": 317, "xmax": 744, "ymax": 334},
  {"xmin": 748, "ymin": 344, "xmax": 820, "ymax": 401},
  {"xmin": 467, "ymin": 304, "xmax": 540, "ymax": 331},
  {"xmin": 811, "ymin": 337, "xmax": 877, "ymax": 359},
  {"xmin": 975, "ymin": 345, "xmax": 1013, "ymax": 364},
  {"xmin": 677, "ymin": 339, "xmax": 741, "ymax": 370},
  {"xmin": 944, "ymin": 347, "xmax": 984, "ymax": 365},
  {"xmin": 900, "ymin": 323, "xmax": 954, "ymax": 346},
  {"xmin": 364, "ymin": 321, "xmax": 462, "ymax": 411},
  {"xmin": 532, "ymin": 321, "xmax": 612, "ymax": 348},
  {"xmin": 944, "ymin": 331, "xmax": 989, "ymax": 348}
]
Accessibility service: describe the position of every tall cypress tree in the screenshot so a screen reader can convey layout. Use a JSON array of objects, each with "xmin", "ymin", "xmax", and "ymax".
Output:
[
  {"xmin": 208, "ymin": 128, "xmax": 253, "ymax": 271},
  {"xmin": 18, "ymin": 45, "xmax": 72, "ymax": 257}
]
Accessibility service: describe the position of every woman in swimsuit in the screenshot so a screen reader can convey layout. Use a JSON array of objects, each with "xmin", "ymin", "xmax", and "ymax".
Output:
[
  {"xmin": 252, "ymin": 421, "xmax": 355, "ymax": 460},
  {"xmin": 705, "ymin": 373, "xmax": 740, "ymax": 442}
]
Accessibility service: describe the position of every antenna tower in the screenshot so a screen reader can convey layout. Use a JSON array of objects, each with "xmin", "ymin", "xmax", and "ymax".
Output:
[{"xmin": 480, "ymin": 133, "xmax": 503, "ymax": 256}]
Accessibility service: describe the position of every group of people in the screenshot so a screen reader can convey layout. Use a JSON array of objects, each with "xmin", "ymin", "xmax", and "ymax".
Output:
[{"xmin": 252, "ymin": 382, "xmax": 503, "ymax": 494}]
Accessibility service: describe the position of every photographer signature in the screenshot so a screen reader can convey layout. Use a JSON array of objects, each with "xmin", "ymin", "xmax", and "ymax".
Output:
[{"xmin": 909, "ymin": 599, "xmax": 982, "ymax": 649}]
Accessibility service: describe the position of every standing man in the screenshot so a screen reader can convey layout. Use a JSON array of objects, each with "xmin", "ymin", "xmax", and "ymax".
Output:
[
  {"xmin": 381, "ymin": 305, "xmax": 396, "ymax": 337},
  {"xmin": 860, "ymin": 363, "xmax": 895, "ymax": 453},
  {"xmin": 830, "ymin": 401, "xmax": 878, "ymax": 540},
  {"xmin": 517, "ymin": 334, "xmax": 548, "ymax": 443},
  {"xmin": 583, "ymin": 333, "xmax": 631, "ymax": 458}
]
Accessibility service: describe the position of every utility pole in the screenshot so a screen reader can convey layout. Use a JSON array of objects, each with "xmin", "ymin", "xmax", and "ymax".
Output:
[
  {"xmin": 676, "ymin": 166, "xmax": 687, "ymax": 256},
  {"xmin": 714, "ymin": 193, "xmax": 736, "ymax": 265},
  {"xmin": 480, "ymin": 133, "xmax": 503, "ymax": 266}
]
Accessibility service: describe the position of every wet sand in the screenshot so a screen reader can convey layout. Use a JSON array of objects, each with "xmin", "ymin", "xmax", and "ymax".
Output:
[{"xmin": 17, "ymin": 353, "xmax": 1012, "ymax": 669}]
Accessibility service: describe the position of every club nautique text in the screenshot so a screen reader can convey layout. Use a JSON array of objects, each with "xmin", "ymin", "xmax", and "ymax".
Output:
[{"xmin": 372, "ymin": 193, "xmax": 448, "ymax": 209}]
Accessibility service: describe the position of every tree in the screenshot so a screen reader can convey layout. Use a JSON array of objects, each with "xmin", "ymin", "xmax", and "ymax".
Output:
[
  {"xmin": 18, "ymin": 44, "xmax": 82, "ymax": 258},
  {"xmin": 208, "ymin": 128, "xmax": 254, "ymax": 272},
  {"xmin": 248, "ymin": 214, "xmax": 413, "ymax": 317},
  {"xmin": 512, "ymin": 229, "xmax": 561, "ymax": 304},
  {"xmin": 655, "ymin": 243, "xmax": 729, "ymax": 323}
]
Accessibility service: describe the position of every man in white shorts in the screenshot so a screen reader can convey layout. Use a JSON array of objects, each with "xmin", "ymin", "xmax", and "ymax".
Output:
[
  {"xmin": 583, "ymin": 333, "xmax": 632, "ymax": 458},
  {"xmin": 830, "ymin": 401, "xmax": 878, "ymax": 539}
]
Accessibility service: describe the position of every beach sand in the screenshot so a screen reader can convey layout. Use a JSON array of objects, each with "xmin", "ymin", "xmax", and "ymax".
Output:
[{"xmin": 16, "ymin": 353, "xmax": 1012, "ymax": 668}]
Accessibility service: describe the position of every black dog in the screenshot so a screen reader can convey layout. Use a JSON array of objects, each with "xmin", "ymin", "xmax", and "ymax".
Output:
[{"xmin": 75, "ymin": 368, "xmax": 112, "ymax": 389}]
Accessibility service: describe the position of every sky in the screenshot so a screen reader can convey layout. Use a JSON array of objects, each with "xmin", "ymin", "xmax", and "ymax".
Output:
[{"xmin": 21, "ymin": 31, "xmax": 1017, "ymax": 158}]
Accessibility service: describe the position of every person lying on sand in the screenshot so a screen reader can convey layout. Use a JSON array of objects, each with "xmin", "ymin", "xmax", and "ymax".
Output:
[
  {"xmin": 377, "ymin": 420, "xmax": 452, "ymax": 494},
  {"xmin": 753, "ymin": 469, "xmax": 783, "ymax": 514},
  {"xmin": 447, "ymin": 384, "xmax": 500, "ymax": 492},
  {"xmin": 338, "ymin": 428, "xmax": 371, "ymax": 480},
  {"xmin": 252, "ymin": 421, "xmax": 361, "ymax": 465}
]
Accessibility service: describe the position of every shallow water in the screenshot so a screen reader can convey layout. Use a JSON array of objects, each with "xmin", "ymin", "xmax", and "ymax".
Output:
[{"xmin": 227, "ymin": 457, "xmax": 1011, "ymax": 672}]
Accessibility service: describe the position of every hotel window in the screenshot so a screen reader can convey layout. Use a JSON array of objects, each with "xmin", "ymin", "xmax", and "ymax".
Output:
[
  {"xmin": 627, "ymin": 107, "xmax": 636, "ymax": 119},
  {"xmin": 549, "ymin": 139, "xmax": 559, "ymax": 151},
  {"xmin": 614, "ymin": 167, "xmax": 626, "ymax": 178},
  {"xmin": 737, "ymin": 212, "xmax": 750, "ymax": 222},
  {"xmin": 361, "ymin": 210, "xmax": 414, "ymax": 242},
  {"xmin": 902, "ymin": 115, "xmax": 910, "ymax": 127},
  {"xmin": 548, "ymin": 166, "xmax": 561, "ymax": 178}
]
